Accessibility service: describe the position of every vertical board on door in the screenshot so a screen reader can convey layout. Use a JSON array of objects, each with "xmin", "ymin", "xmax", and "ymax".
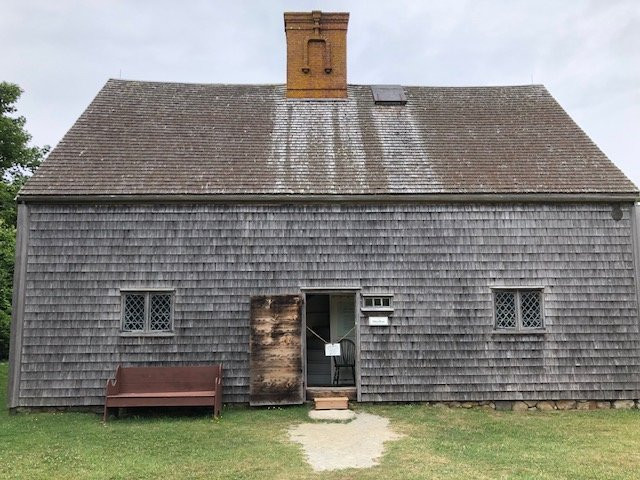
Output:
[{"xmin": 249, "ymin": 295, "xmax": 304, "ymax": 406}]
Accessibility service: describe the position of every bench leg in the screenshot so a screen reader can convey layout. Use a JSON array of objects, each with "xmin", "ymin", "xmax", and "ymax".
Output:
[{"xmin": 103, "ymin": 405, "xmax": 108, "ymax": 422}]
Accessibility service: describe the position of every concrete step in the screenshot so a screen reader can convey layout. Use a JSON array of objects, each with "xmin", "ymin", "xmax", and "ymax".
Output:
[{"xmin": 314, "ymin": 396, "xmax": 349, "ymax": 410}]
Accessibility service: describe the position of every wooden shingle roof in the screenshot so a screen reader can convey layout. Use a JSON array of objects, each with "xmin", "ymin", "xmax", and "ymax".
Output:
[{"xmin": 20, "ymin": 79, "xmax": 638, "ymax": 199}]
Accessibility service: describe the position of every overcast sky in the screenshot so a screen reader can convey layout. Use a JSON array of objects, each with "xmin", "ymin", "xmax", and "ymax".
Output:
[{"xmin": 2, "ymin": 0, "xmax": 639, "ymax": 187}]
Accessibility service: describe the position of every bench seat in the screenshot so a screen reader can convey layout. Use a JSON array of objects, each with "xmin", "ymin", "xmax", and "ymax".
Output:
[
  {"xmin": 109, "ymin": 391, "xmax": 216, "ymax": 398},
  {"xmin": 104, "ymin": 365, "xmax": 222, "ymax": 421}
]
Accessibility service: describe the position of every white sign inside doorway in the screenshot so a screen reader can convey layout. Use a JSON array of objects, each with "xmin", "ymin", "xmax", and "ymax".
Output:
[{"xmin": 325, "ymin": 343, "xmax": 341, "ymax": 356}]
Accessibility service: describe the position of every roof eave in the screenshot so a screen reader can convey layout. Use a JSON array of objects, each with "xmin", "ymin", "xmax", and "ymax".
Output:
[{"xmin": 16, "ymin": 192, "xmax": 640, "ymax": 204}]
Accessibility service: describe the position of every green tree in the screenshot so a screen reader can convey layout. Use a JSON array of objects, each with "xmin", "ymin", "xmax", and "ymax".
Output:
[
  {"xmin": 0, "ymin": 175, "xmax": 26, "ymax": 226},
  {"xmin": 1, "ymin": 82, "xmax": 47, "ymax": 178},
  {"xmin": 0, "ymin": 220, "xmax": 15, "ymax": 359},
  {"xmin": 0, "ymin": 82, "xmax": 48, "ymax": 359}
]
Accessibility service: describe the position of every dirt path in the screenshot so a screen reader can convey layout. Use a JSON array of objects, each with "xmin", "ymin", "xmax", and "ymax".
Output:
[{"xmin": 288, "ymin": 412, "xmax": 403, "ymax": 471}]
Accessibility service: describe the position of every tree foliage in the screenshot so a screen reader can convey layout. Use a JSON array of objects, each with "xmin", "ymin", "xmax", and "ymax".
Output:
[
  {"xmin": 0, "ymin": 82, "xmax": 48, "ymax": 359},
  {"xmin": 0, "ymin": 220, "xmax": 15, "ymax": 359},
  {"xmin": 0, "ymin": 82, "xmax": 48, "ymax": 177},
  {"xmin": 0, "ymin": 175, "xmax": 26, "ymax": 226}
]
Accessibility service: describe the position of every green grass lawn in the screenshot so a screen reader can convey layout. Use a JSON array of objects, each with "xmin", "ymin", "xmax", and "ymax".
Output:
[{"xmin": 1, "ymin": 362, "xmax": 639, "ymax": 480}]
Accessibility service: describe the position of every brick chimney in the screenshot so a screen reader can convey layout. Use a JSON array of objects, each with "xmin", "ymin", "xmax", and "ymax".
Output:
[{"xmin": 284, "ymin": 11, "xmax": 349, "ymax": 99}]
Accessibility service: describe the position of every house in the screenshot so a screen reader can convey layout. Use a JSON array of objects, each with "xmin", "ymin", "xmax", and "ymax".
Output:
[{"xmin": 8, "ymin": 11, "xmax": 640, "ymax": 410}]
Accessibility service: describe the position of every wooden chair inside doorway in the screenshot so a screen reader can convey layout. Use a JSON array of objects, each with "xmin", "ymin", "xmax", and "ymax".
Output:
[{"xmin": 333, "ymin": 338, "xmax": 356, "ymax": 385}]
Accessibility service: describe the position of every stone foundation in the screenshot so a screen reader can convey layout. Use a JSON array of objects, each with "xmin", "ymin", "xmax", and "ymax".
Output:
[
  {"xmin": 427, "ymin": 400, "xmax": 640, "ymax": 411},
  {"xmin": 10, "ymin": 399, "xmax": 640, "ymax": 414}
]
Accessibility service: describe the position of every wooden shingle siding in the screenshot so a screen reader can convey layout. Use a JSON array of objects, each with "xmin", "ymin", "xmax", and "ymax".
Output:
[
  {"xmin": 633, "ymin": 204, "xmax": 640, "ymax": 320},
  {"xmin": 15, "ymin": 202, "xmax": 640, "ymax": 406},
  {"xmin": 8, "ymin": 204, "xmax": 30, "ymax": 407}
]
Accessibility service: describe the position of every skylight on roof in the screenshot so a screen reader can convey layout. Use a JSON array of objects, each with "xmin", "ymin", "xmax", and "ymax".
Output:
[{"xmin": 371, "ymin": 85, "xmax": 407, "ymax": 105}]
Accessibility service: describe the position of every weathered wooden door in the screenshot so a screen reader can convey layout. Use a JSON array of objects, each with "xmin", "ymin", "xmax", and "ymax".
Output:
[{"xmin": 249, "ymin": 295, "xmax": 304, "ymax": 406}]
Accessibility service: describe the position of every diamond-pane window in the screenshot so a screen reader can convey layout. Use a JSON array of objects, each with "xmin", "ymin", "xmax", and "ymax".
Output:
[
  {"xmin": 521, "ymin": 291, "xmax": 542, "ymax": 328},
  {"xmin": 494, "ymin": 289, "xmax": 544, "ymax": 331},
  {"xmin": 121, "ymin": 291, "xmax": 173, "ymax": 334},
  {"xmin": 123, "ymin": 294, "xmax": 145, "ymax": 331},
  {"xmin": 495, "ymin": 292, "xmax": 516, "ymax": 328},
  {"xmin": 150, "ymin": 294, "xmax": 172, "ymax": 331}
]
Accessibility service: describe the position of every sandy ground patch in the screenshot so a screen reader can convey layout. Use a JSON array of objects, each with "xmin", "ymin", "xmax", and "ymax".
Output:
[
  {"xmin": 308, "ymin": 409, "xmax": 357, "ymax": 421},
  {"xmin": 288, "ymin": 412, "xmax": 403, "ymax": 471}
]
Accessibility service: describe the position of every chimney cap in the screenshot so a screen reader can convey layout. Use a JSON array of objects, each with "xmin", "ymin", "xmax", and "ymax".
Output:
[{"xmin": 284, "ymin": 11, "xmax": 349, "ymax": 30}]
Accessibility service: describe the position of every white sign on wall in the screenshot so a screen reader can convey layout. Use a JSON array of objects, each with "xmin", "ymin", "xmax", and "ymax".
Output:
[
  {"xmin": 368, "ymin": 316, "xmax": 390, "ymax": 326},
  {"xmin": 325, "ymin": 343, "xmax": 341, "ymax": 356}
]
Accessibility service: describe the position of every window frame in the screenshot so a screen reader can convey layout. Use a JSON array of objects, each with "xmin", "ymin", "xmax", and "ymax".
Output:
[
  {"xmin": 120, "ymin": 289, "xmax": 175, "ymax": 336},
  {"xmin": 361, "ymin": 293, "xmax": 394, "ymax": 313},
  {"xmin": 491, "ymin": 287, "xmax": 545, "ymax": 333}
]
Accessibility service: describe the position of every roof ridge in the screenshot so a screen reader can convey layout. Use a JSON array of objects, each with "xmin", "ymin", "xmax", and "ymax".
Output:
[
  {"xmin": 106, "ymin": 78, "xmax": 547, "ymax": 90},
  {"xmin": 107, "ymin": 78, "xmax": 284, "ymax": 87}
]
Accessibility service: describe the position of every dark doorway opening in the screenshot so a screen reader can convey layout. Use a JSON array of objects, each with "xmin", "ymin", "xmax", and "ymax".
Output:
[{"xmin": 305, "ymin": 293, "xmax": 356, "ymax": 387}]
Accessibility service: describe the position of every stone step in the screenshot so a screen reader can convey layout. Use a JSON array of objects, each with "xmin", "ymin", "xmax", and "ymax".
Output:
[{"xmin": 314, "ymin": 396, "xmax": 349, "ymax": 410}]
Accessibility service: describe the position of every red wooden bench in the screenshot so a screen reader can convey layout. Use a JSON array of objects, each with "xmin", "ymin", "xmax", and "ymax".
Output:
[{"xmin": 103, "ymin": 365, "xmax": 222, "ymax": 421}]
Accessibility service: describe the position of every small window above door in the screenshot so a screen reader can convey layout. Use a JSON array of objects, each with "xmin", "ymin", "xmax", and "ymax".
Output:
[{"xmin": 361, "ymin": 293, "xmax": 393, "ymax": 313}]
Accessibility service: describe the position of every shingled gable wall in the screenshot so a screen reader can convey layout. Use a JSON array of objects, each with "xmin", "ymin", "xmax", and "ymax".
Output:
[{"xmin": 9, "ymin": 201, "xmax": 640, "ymax": 407}]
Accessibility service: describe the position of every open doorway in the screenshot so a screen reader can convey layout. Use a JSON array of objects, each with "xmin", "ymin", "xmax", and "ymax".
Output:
[{"xmin": 305, "ymin": 293, "xmax": 356, "ymax": 388}]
